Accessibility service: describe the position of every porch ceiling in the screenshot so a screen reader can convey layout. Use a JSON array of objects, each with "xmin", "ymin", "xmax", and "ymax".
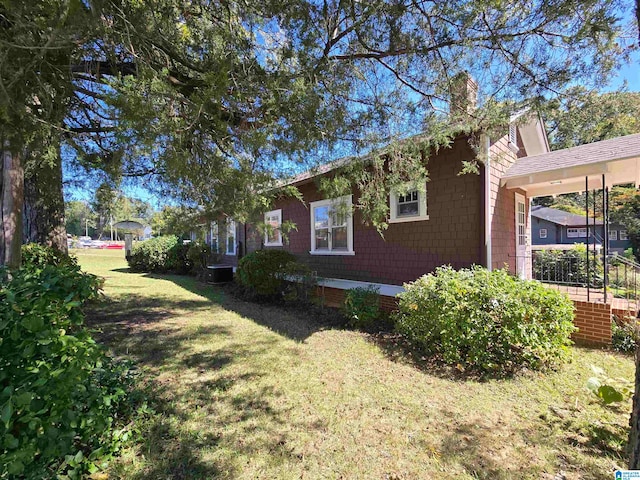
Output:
[{"xmin": 501, "ymin": 133, "xmax": 640, "ymax": 197}]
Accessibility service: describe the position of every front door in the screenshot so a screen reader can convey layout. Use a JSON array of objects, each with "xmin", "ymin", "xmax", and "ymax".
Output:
[{"xmin": 515, "ymin": 193, "xmax": 527, "ymax": 279}]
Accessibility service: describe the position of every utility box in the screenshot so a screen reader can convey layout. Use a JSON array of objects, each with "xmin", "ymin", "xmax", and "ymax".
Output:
[{"xmin": 206, "ymin": 265, "xmax": 234, "ymax": 284}]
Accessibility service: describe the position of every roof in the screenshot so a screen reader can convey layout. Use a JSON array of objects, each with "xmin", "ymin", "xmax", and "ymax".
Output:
[
  {"xmin": 504, "ymin": 133, "xmax": 640, "ymax": 179},
  {"xmin": 531, "ymin": 206, "xmax": 602, "ymax": 226},
  {"xmin": 287, "ymin": 113, "xmax": 549, "ymax": 187}
]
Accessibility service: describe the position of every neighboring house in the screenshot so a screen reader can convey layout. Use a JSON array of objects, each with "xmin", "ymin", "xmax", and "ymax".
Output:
[
  {"xmin": 531, "ymin": 206, "xmax": 631, "ymax": 253},
  {"xmin": 142, "ymin": 225, "xmax": 153, "ymax": 240}
]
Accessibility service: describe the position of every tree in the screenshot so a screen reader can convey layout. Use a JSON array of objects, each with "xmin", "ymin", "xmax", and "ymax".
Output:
[
  {"xmin": 545, "ymin": 89, "xmax": 640, "ymax": 150},
  {"xmin": 65, "ymin": 200, "xmax": 96, "ymax": 237},
  {"xmin": 2, "ymin": 0, "xmax": 637, "ymax": 267}
]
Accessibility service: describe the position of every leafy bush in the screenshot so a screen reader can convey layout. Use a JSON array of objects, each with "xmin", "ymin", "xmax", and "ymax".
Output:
[
  {"xmin": 611, "ymin": 317, "xmax": 637, "ymax": 353},
  {"xmin": 236, "ymin": 249, "xmax": 315, "ymax": 301},
  {"xmin": 395, "ymin": 266, "xmax": 576, "ymax": 375},
  {"xmin": 0, "ymin": 246, "xmax": 140, "ymax": 478},
  {"xmin": 343, "ymin": 286, "xmax": 381, "ymax": 329},
  {"xmin": 127, "ymin": 235, "xmax": 191, "ymax": 273},
  {"xmin": 21, "ymin": 242, "xmax": 76, "ymax": 268},
  {"xmin": 533, "ymin": 244, "xmax": 603, "ymax": 287},
  {"xmin": 186, "ymin": 240, "xmax": 219, "ymax": 273}
]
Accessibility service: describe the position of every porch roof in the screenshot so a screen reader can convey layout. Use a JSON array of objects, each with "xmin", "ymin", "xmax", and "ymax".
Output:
[{"xmin": 501, "ymin": 133, "xmax": 640, "ymax": 196}]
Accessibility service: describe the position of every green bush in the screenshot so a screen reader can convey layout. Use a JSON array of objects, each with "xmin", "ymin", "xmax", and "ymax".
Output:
[
  {"xmin": 21, "ymin": 242, "xmax": 76, "ymax": 268},
  {"xmin": 343, "ymin": 286, "xmax": 381, "ymax": 329},
  {"xmin": 186, "ymin": 240, "xmax": 218, "ymax": 272},
  {"xmin": 611, "ymin": 318, "xmax": 637, "ymax": 353},
  {"xmin": 236, "ymin": 249, "xmax": 315, "ymax": 300},
  {"xmin": 395, "ymin": 266, "xmax": 576, "ymax": 375},
  {"xmin": 127, "ymin": 235, "xmax": 191, "ymax": 273},
  {"xmin": 533, "ymin": 244, "xmax": 603, "ymax": 287},
  {"xmin": 0, "ymin": 246, "xmax": 140, "ymax": 478}
]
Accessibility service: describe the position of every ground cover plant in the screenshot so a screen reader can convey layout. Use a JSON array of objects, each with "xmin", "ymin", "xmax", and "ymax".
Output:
[
  {"xmin": 0, "ymin": 246, "xmax": 143, "ymax": 478},
  {"xmin": 77, "ymin": 249, "xmax": 635, "ymax": 479},
  {"xmin": 395, "ymin": 266, "xmax": 576, "ymax": 375}
]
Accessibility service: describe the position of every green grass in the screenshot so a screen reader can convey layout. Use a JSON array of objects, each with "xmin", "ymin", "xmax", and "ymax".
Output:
[{"xmin": 77, "ymin": 249, "xmax": 635, "ymax": 479}]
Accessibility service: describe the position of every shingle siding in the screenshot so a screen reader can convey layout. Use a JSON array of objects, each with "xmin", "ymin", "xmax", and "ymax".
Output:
[
  {"xmin": 269, "ymin": 137, "xmax": 482, "ymax": 285},
  {"xmin": 489, "ymin": 133, "xmax": 529, "ymax": 276}
]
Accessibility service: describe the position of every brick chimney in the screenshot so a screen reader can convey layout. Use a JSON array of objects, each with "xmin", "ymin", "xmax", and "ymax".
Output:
[{"xmin": 449, "ymin": 72, "xmax": 478, "ymax": 116}]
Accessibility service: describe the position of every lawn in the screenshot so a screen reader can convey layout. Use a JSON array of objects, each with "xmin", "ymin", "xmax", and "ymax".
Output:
[{"xmin": 77, "ymin": 249, "xmax": 635, "ymax": 479}]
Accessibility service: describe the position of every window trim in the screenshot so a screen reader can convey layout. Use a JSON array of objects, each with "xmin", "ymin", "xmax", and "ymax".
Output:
[
  {"xmin": 389, "ymin": 183, "xmax": 429, "ymax": 224},
  {"xmin": 567, "ymin": 227, "xmax": 587, "ymax": 238},
  {"xmin": 210, "ymin": 221, "xmax": 219, "ymax": 253},
  {"xmin": 539, "ymin": 228, "xmax": 547, "ymax": 239},
  {"xmin": 226, "ymin": 219, "xmax": 236, "ymax": 255},
  {"xmin": 620, "ymin": 230, "xmax": 629, "ymax": 241},
  {"xmin": 309, "ymin": 195, "xmax": 354, "ymax": 255},
  {"xmin": 609, "ymin": 230, "xmax": 618, "ymax": 241},
  {"xmin": 264, "ymin": 209, "xmax": 283, "ymax": 246}
]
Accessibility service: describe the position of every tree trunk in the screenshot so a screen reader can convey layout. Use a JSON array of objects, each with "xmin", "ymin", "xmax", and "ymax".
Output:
[
  {"xmin": 1, "ymin": 147, "xmax": 24, "ymax": 268},
  {"xmin": 23, "ymin": 147, "xmax": 68, "ymax": 254},
  {"xmin": 629, "ymin": 342, "xmax": 640, "ymax": 468}
]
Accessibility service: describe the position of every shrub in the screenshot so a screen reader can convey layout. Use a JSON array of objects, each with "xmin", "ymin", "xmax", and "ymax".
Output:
[
  {"xmin": 186, "ymin": 240, "xmax": 219, "ymax": 273},
  {"xmin": 127, "ymin": 235, "xmax": 191, "ymax": 273},
  {"xmin": 395, "ymin": 266, "xmax": 576, "ymax": 375},
  {"xmin": 236, "ymin": 249, "xmax": 315, "ymax": 300},
  {"xmin": 343, "ymin": 286, "xmax": 381, "ymax": 329},
  {"xmin": 611, "ymin": 318, "xmax": 637, "ymax": 353},
  {"xmin": 1, "ymin": 246, "xmax": 140, "ymax": 478},
  {"xmin": 533, "ymin": 244, "xmax": 603, "ymax": 287},
  {"xmin": 21, "ymin": 242, "xmax": 76, "ymax": 268}
]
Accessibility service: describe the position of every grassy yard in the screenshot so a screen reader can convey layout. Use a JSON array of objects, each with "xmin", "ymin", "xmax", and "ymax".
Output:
[{"xmin": 77, "ymin": 249, "xmax": 635, "ymax": 479}]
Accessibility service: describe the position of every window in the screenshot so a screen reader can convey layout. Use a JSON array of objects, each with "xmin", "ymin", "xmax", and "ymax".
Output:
[
  {"xmin": 389, "ymin": 184, "xmax": 428, "ymax": 223},
  {"xmin": 210, "ymin": 221, "xmax": 219, "ymax": 253},
  {"xmin": 310, "ymin": 196, "xmax": 354, "ymax": 255},
  {"xmin": 226, "ymin": 219, "xmax": 236, "ymax": 255},
  {"xmin": 264, "ymin": 209, "xmax": 282, "ymax": 246},
  {"xmin": 567, "ymin": 227, "xmax": 587, "ymax": 238},
  {"xmin": 620, "ymin": 230, "xmax": 629, "ymax": 241},
  {"xmin": 609, "ymin": 230, "xmax": 618, "ymax": 241},
  {"xmin": 539, "ymin": 228, "xmax": 547, "ymax": 239},
  {"xmin": 508, "ymin": 123, "xmax": 519, "ymax": 153}
]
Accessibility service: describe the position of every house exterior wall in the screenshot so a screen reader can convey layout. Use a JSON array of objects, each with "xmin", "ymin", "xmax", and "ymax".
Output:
[
  {"xmin": 269, "ymin": 136, "xmax": 483, "ymax": 285},
  {"xmin": 532, "ymin": 217, "xmax": 560, "ymax": 245},
  {"xmin": 488, "ymin": 133, "xmax": 530, "ymax": 276},
  {"xmin": 531, "ymin": 219, "xmax": 631, "ymax": 252}
]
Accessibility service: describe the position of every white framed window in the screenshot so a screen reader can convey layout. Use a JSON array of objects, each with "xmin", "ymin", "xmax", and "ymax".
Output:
[
  {"xmin": 567, "ymin": 227, "xmax": 587, "ymax": 238},
  {"xmin": 620, "ymin": 230, "xmax": 629, "ymax": 241},
  {"xmin": 210, "ymin": 221, "xmax": 219, "ymax": 253},
  {"xmin": 389, "ymin": 183, "xmax": 428, "ymax": 224},
  {"xmin": 539, "ymin": 228, "xmax": 547, "ymax": 239},
  {"xmin": 508, "ymin": 123, "xmax": 519, "ymax": 153},
  {"xmin": 609, "ymin": 230, "xmax": 618, "ymax": 241},
  {"xmin": 226, "ymin": 219, "xmax": 236, "ymax": 255},
  {"xmin": 310, "ymin": 195, "xmax": 354, "ymax": 255},
  {"xmin": 264, "ymin": 209, "xmax": 282, "ymax": 246}
]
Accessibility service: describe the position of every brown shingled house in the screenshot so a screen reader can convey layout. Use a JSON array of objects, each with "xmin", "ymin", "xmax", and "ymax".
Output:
[{"xmin": 204, "ymin": 126, "xmax": 640, "ymax": 345}]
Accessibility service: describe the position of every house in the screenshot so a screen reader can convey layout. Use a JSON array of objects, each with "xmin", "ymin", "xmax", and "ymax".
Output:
[
  {"xmin": 531, "ymin": 205, "xmax": 631, "ymax": 253},
  {"xmin": 263, "ymin": 111, "xmax": 549, "ymax": 287},
  {"xmin": 192, "ymin": 76, "xmax": 640, "ymax": 345},
  {"xmin": 257, "ymin": 126, "xmax": 640, "ymax": 345}
]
